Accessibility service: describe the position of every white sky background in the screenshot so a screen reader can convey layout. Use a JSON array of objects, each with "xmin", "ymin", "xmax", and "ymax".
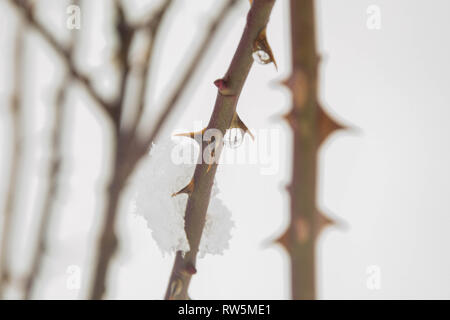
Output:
[{"xmin": 0, "ymin": 0, "xmax": 449, "ymax": 299}]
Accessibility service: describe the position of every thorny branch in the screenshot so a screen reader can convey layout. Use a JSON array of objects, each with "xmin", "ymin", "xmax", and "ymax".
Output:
[
  {"xmin": 164, "ymin": 0, "xmax": 276, "ymax": 300},
  {"xmin": 124, "ymin": 0, "xmax": 240, "ymax": 176},
  {"xmin": 278, "ymin": 0, "xmax": 344, "ymax": 299}
]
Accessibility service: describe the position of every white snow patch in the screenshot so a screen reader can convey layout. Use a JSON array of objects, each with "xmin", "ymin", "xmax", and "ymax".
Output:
[{"xmin": 129, "ymin": 138, "xmax": 233, "ymax": 257}]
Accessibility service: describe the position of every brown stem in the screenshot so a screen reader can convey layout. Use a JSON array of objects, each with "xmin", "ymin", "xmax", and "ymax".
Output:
[
  {"xmin": 164, "ymin": 0, "xmax": 276, "ymax": 300},
  {"xmin": 282, "ymin": 0, "xmax": 341, "ymax": 299},
  {"xmin": 288, "ymin": 0, "xmax": 319, "ymax": 300},
  {"xmin": 0, "ymin": 21, "xmax": 25, "ymax": 299}
]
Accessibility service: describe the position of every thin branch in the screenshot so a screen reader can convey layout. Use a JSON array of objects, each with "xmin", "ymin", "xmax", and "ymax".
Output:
[
  {"xmin": 125, "ymin": 0, "xmax": 172, "ymax": 142},
  {"xmin": 87, "ymin": 0, "xmax": 139, "ymax": 300},
  {"xmin": 112, "ymin": 0, "xmax": 135, "ymax": 127},
  {"xmin": 164, "ymin": 0, "xmax": 276, "ymax": 300},
  {"xmin": 0, "ymin": 20, "xmax": 26, "ymax": 299},
  {"xmin": 7, "ymin": 0, "xmax": 113, "ymax": 119},
  {"xmin": 22, "ymin": 1, "xmax": 82, "ymax": 299}
]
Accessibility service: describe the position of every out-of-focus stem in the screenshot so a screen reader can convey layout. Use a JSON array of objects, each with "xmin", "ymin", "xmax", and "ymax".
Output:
[
  {"xmin": 0, "ymin": 21, "xmax": 26, "ymax": 299},
  {"xmin": 8, "ymin": 0, "xmax": 113, "ymax": 118},
  {"xmin": 288, "ymin": 0, "xmax": 319, "ymax": 300},
  {"xmin": 282, "ymin": 0, "xmax": 342, "ymax": 299},
  {"xmin": 22, "ymin": 1, "xmax": 80, "ymax": 299}
]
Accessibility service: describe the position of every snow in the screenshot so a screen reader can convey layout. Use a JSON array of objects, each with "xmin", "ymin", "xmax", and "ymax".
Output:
[{"xmin": 129, "ymin": 138, "xmax": 233, "ymax": 257}]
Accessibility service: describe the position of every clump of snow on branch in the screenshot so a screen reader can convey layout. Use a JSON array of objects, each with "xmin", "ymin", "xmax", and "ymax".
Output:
[
  {"xmin": 129, "ymin": 138, "xmax": 233, "ymax": 257},
  {"xmin": 199, "ymin": 197, "xmax": 233, "ymax": 258}
]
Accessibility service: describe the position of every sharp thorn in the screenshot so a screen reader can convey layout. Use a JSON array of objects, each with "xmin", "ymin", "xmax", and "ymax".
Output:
[
  {"xmin": 171, "ymin": 179, "xmax": 195, "ymax": 197},
  {"xmin": 316, "ymin": 209, "xmax": 349, "ymax": 235},
  {"xmin": 230, "ymin": 113, "xmax": 255, "ymax": 140},
  {"xmin": 318, "ymin": 105, "xmax": 345, "ymax": 145},
  {"xmin": 174, "ymin": 128, "xmax": 206, "ymax": 141},
  {"xmin": 253, "ymin": 27, "xmax": 278, "ymax": 69},
  {"xmin": 274, "ymin": 230, "xmax": 290, "ymax": 251}
]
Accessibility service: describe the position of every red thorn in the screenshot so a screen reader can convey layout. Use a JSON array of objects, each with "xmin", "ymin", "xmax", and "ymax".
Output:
[
  {"xmin": 214, "ymin": 78, "xmax": 233, "ymax": 96},
  {"xmin": 185, "ymin": 264, "xmax": 197, "ymax": 275}
]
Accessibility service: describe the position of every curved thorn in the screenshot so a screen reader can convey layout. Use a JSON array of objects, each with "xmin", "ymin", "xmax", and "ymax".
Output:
[
  {"xmin": 171, "ymin": 179, "xmax": 195, "ymax": 197},
  {"xmin": 214, "ymin": 78, "xmax": 234, "ymax": 96},
  {"xmin": 230, "ymin": 113, "xmax": 255, "ymax": 140},
  {"xmin": 253, "ymin": 27, "xmax": 278, "ymax": 70}
]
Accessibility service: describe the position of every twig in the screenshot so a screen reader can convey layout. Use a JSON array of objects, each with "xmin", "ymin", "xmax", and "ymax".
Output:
[
  {"xmin": 0, "ymin": 20, "xmax": 26, "ymax": 299},
  {"xmin": 164, "ymin": 0, "xmax": 276, "ymax": 300},
  {"xmin": 87, "ymin": 0, "xmax": 137, "ymax": 300},
  {"xmin": 22, "ymin": 1, "xmax": 81, "ymax": 299},
  {"xmin": 121, "ymin": 0, "xmax": 172, "ymax": 147},
  {"xmin": 7, "ymin": 0, "xmax": 113, "ymax": 118}
]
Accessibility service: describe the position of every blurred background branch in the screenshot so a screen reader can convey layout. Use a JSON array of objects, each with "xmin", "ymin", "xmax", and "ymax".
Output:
[
  {"xmin": 22, "ymin": 0, "xmax": 81, "ymax": 299},
  {"xmin": 281, "ymin": 0, "xmax": 344, "ymax": 299},
  {"xmin": 0, "ymin": 18, "xmax": 26, "ymax": 299}
]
